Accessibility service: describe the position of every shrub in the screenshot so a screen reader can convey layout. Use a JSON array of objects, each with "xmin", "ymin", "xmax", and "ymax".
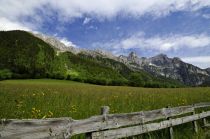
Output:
[{"xmin": 0, "ymin": 69, "xmax": 12, "ymax": 80}]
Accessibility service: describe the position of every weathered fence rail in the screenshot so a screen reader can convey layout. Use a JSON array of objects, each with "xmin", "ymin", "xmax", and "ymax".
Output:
[{"xmin": 1, "ymin": 102, "xmax": 210, "ymax": 139}]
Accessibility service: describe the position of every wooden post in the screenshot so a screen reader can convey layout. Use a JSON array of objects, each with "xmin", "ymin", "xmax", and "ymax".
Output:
[
  {"xmin": 167, "ymin": 106, "xmax": 173, "ymax": 139},
  {"xmin": 101, "ymin": 106, "xmax": 110, "ymax": 121},
  {"xmin": 202, "ymin": 110, "xmax": 207, "ymax": 127},
  {"xmin": 192, "ymin": 110, "xmax": 198, "ymax": 133},
  {"xmin": 85, "ymin": 106, "xmax": 110, "ymax": 139},
  {"xmin": 168, "ymin": 122, "xmax": 174, "ymax": 139},
  {"xmin": 85, "ymin": 133, "xmax": 92, "ymax": 139},
  {"xmin": 101, "ymin": 106, "xmax": 110, "ymax": 115}
]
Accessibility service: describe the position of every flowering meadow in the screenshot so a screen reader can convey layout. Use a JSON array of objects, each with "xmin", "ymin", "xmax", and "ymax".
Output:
[{"xmin": 1, "ymin": 79, "xmax": 210, "ymax": 138}]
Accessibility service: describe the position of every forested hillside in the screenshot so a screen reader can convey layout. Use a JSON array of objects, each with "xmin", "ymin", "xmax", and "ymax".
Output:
[{"xmin": 0, "ymin": 31, "xmax": 55, "ymax": 78}]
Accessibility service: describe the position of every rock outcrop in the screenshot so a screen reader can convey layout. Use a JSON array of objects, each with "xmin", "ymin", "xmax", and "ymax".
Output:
[
  {"xmin": 33, "ymin": 33, "xmax": 80, "ymax": 54},
  {"xmin": 118, "ymin": 52, "xmax": 210, "ymax": 86}
]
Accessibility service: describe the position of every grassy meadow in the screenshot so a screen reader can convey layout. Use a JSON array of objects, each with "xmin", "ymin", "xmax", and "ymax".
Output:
[{"xmin": 1, "ymin": 79, "xmax": 210, "ymax": 138}]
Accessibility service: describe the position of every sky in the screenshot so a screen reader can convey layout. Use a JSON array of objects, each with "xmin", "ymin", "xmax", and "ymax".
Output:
[{"xmin": 1, "ymin": 0, "xmax": 210, "ymax": 69}]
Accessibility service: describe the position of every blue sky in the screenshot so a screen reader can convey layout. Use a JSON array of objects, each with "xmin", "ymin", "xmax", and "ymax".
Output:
[{"xmin": 1, "ymin": 0, "xmax": 210, "ymax": 68}]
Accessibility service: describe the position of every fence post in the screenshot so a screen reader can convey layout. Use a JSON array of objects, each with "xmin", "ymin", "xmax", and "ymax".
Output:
[
  {"xmin": 101, "ymin": 106, "xmax": 110, "ymax": 115},
  {"xmin": 85, "ymin": 133, "xmax": 92, "ymax": 139},
  {"xmin": 192, "ymin": 109, "xmax": 198, "ymax": 133},
  {"xmin": 168, "ymin": 118, "xmax": 174, "ymax": 139},
  {"xmin": 101, "ymin": 106, "xmax": 110, "ymax": 121},
  {"xmin": 202, "ymin": 110, "xmax": 207, "ymax": 127},
  {"xmin": 166, "ymin": 106, "xmax": 173, "ymax": 139},
  {"xmin": 85, "ymin": 106, "xmax": 110, "ymax": 139}
]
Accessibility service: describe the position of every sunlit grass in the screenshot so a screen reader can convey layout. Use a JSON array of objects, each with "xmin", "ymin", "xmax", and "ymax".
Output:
[
  {"xmin": 0, "ymin": 79, "xmax": 210, "ymax": 138},
  {"xmin": 1, "ymin": 79, "xmax": 210, "ymax": 119}
]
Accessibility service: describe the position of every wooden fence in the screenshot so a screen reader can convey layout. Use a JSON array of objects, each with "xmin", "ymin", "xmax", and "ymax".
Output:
[{"xmin": 1, "ymin": 102, "xmax": 210, "ymax": 139}]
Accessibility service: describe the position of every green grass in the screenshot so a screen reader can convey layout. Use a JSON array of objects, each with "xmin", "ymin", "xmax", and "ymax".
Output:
[{"xmin": 0, "ymin": 79, "xmax": 210, "ymax": 138}]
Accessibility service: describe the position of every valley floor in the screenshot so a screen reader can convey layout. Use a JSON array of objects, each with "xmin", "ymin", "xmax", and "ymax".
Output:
[
  {"xmin": 1, "ymin": 79, "xmax": 210, "ymax": 119},
  {"xmin": 1, "ymin": 79, "xmax": 210, "ymax": 138}
]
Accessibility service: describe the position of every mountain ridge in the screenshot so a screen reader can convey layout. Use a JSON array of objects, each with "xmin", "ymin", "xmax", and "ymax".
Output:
[
  {"xmin": 32, "ymin": 31, "xmax": 210, "ymax": 86},
  {"xmin": 118, "ymin": 52, "xmax": 209, "ymax": 85},
  {"xmin": 1, "ymin": 30, "xmax": 209, "ymax": 86},
  {"xmin": 0, "ymin": 30, "xmax": 184, "ymax": 88}
]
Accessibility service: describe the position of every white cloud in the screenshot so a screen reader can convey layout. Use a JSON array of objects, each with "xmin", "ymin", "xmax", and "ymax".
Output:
[
  {"xmin": 98, "ymin": 33, "xmax": 210, "ymax": 52},
  {"xmin": 0, "ymin": 17, "xmax": 31, "ymax": 31},
  {"xmin": 45, "ymin": 1, "xmax": 210, "ymax": 20},
  {"xmin": 182, "ymin": 56, "xmax": 210, "ymax": 63},
  {"xmin": 87, "ymin": 25, "xmax": 98, "ymax": 30},
  {"xmin": 202, "ymin": 14, "xmax": 210, "ymax": 19},
  {"xmin": 83, "ymin": 17, "xmax": 91, "ymax": 25},
  {"xmin": 182, "ymin": 56, "xmax": 210, "ymax": 69},
  {"xmin": 1, "ymin": 0, "xmax": 210, "ymax": 30},
  {"xmin": 1, "ymin": 0, "xmax": 210, "ymax": 31},
  {"xmin": 59, "ymin": 37, "xmax": 77, "ymax": 48},
  {"xmin": 92, "ymin": 34, "xmax": 210, "ymax": 68}
]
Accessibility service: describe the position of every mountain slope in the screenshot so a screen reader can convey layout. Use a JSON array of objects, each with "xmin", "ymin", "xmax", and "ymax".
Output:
[
  {"xmin": 55, "ymin": 52, "xmax": 129, "ymax": 85},
  {"xmin": 0, "ymin": 30, "xmax": 127, "ymax": 85},
  {"xmin": 0, "ymin": 30, "xmax": 55, "ymax": 78},
  {"xmin": 118, "ymin": 52, "xmax": 209, "ymax": 86},
  {"xmin": 206, "ymin": 68, "xmax": 210, "ymax": 74},
  {"xmin": 0, "ymin": 30, "xmax": 184, "ymax": 87},
  {"xmin": 77, "ymin": 53, "xmax": 184, "ymax": 86},
  {"xmin": 34, "ymin": 33, "xmax": 80, "ymax": 54},
  {"xmin": 33, "ymin": 31, "xmax": 205, "ymax": 87}
]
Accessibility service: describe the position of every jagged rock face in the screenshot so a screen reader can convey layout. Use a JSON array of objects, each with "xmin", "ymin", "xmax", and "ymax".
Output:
[
  {"xmin": 148, "ymin": 54, "xmax": 173, "ymax": 67},
  {"xmin": 33, "ymin": 33, "xmax": 119, "ymax": 61},
  {"xmin": 80, "ymin": 49, "xmax": 118, "ymax": 61},
  {"xmin": 118, "ymin": 52, "xmax": 210, "ymax": 86},
  {"xmin": 206, "ymin": 68, "xmax": 210, "ymax": 74},
  {"xmin": 119, "ymin": 52, "xmax": 147, "ymax": 69},
  {"xmin": 33, "ymin": 33, "xmax": 80, "ymax": 54},
  {"xmin": 127, "ymin": 51, "xmax": 138, "ymax": 62}
]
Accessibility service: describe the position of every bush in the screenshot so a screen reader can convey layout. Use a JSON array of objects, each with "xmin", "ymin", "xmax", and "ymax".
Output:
[
  {"xmin": 0, "ymin": 69, "xmax": 12, "ymax": 80},
  {"xmin": 50, "ymin": 73, "xmax": 65, "ymax": 80},
  {"xmin": 111, "ymin": 79, "xmax": 128, "ymax": 86},
  {"xmin": 128, "ymin": 73, "xmax": 145, "ymax": 87}
]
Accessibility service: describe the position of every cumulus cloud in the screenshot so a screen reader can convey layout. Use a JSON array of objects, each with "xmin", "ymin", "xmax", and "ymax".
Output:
[
  {"xmin": 202, "ymin": 14, "xmax": 210, "ymax": 19},
  {"xmin": 1, "ymin": 0, "xmax": 210, "ymax": 31},
  {"xmin": 94, "ymin": 33, "xmax": 210, "ymax": 52},
  {"xmin": 1, "ymin": 0, "xmax": 210, "ymax": 68},
  {"xmin": 182, "ymin": 56, "xmax": 210, "ymax": 63},
  {"xmin": 83, "ymin": 17, "xmax": 91, "ymax": 25},
  {"xmin": 59, "ymin": 37, "xmax": 77, "ymax": 48},
  {"xmin": 91, "ymin": 33, "xmax": 210, "ymax": 68},
  {"xmin": 182, "ymin": 56, "xmax": 210, "ymax": 69},
  {"xmin": 0, "ymin": 17, "xmax": 31, "ymax": 31}
]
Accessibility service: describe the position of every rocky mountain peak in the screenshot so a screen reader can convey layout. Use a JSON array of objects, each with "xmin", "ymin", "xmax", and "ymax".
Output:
[
  {"xmin": 32, "ymin": 33, "xmax": 80, "ymax": 54},
  {"xmin": 128, "ymin": 51, "xmax": 138, "ymax": 61},
  {"xmin": 129, "ymin": 51, "xmax": 137, "ymax": 57},
  {"xmin": 206, "ymin": 68, "xmax": 210, "ymax": 74},
  {"xmin": 173, "ymin": 57, "xmax": 181, "ymax": 61},
  {"xmin": 33, "ymin": 32, "xmax": 120, "ymax": 60},
  {"xmin": 148, "ymin": 53, "xmax": 171, "ymax": 66},
  {"xmin": 80, "ymin": 49, "xmax": 118, "ymax": 60},
  {"xmin": 153, "ymin": 53, "xmax": 168, "ymax": 59},
  {"xmin": 172, "ymin": 57, "xmax": 182, "ymax": 64}
]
